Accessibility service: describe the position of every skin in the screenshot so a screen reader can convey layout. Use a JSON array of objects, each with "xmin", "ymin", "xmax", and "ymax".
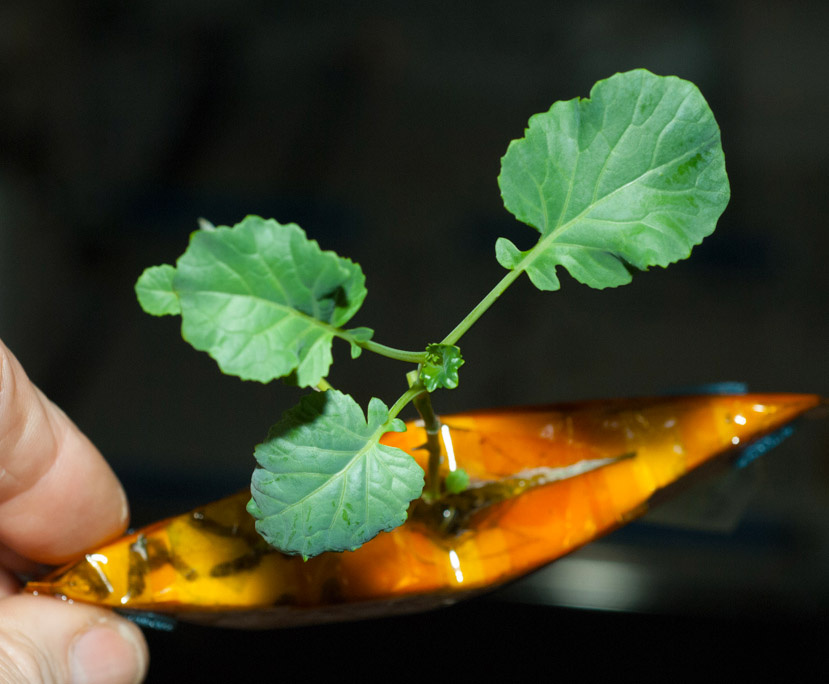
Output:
[{"xmin": 0, "ymin": 339, "xmax": 148, "ymax": 683}]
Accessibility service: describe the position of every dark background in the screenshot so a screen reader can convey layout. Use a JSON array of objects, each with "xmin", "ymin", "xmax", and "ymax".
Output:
[{"xmin": 1, "ymin": 1, "xmax": 827, "ymax": 680}]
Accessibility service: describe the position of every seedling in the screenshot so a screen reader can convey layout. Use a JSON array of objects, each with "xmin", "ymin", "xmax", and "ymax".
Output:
[{"xmin": 135, "ymin": 69, "xmax": 730, "ymax": 559}]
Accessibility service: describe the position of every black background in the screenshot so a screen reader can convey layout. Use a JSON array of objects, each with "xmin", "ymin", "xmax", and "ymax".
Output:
[{"xmin": 2, "ymin": 1, "xmax": 828, "ymax": 680}]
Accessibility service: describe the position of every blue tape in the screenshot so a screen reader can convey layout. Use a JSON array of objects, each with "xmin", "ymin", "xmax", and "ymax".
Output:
[
  {"xmin": 734, "ymin": 424, "xmax": 796, "ymax": 469},
  {"xmin": 665, "ymin": 382, "xmax": 749, "ymax": 396},
  {"xmin": 123, "ymin": 611, "xmax": 178, "ymax": 632}
]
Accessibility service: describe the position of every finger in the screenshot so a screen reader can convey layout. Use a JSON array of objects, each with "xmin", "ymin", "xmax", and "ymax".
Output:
[
  {"xmin": 0, "ymin": 595, "xmax": 148, "ymax": 684},
  {"xmin": 0, "ymin": 541, "xmax": 46, "ymax": 588},
  {"xmin": 0, "ymin": 568, "xmax": 19, "ymax": 599},
  {"xmin": 0, "ymin": 339, "xmax": 129, "ymax": 564}
]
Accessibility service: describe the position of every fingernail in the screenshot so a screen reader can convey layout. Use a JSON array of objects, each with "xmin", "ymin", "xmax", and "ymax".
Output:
[{"xmin": 70, "ymin": 619, "xmax": 147, "ymax": 684}]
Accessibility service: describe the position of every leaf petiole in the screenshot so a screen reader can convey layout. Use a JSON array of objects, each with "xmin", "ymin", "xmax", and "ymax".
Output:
[
  {"xmin": 441, "ymin": 267, "xmax": 523, "ymax": 346},
  {"xmin": 387, "ymin": 383, "xmax": 428, "ymax": 422},
  {"xmin": 357, "ymin": 339, "xmax": 428, "ymax": 364}
]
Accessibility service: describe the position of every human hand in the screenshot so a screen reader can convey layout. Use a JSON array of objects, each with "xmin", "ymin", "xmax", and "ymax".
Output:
[{"xmin": 0, "ymin": 339, "xmax": 148, "ymax": 683}]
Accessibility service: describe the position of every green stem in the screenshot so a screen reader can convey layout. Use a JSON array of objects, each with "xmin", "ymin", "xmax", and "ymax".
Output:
[
  {"xmin": 316, "ymin": 378, "xmax": 333, "ymax": 392},
  {"xmin": 440, "ymin": 268, "xmax": 523, "ymax": 346},
  {"xmin": 412, "ymin": 391, "xmax": 443, "ymax": 501},
  {"xmin": 387, "ymin": 383, "xmax": 428, "ymax": 422},
  {"xmin": 359, "ymin": 339, "xmax": 428, "ymax": 364}
]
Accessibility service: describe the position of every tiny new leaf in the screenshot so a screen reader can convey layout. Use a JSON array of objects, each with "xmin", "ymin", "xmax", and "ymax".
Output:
[
  {"xmin": 419, "ymin": 343, "xmax": 464, "ymax": 391},
  {"xmin": 497, "ymin": 69, "xmax": 730, "ymax": 291},
  {"xmin": 248, "ymin": 390, "xmax": 424, "ymax": 558},
  {"xmin": 444, "ymin": 468, "xmax": 470, "ymax": 494},
  {"xmin": 345, "ymin": 326, "xmax": 374, "ymax": 359},
  {"xmin": 139, "ymin": 216, "xmax": 371, "ymax": 387}
]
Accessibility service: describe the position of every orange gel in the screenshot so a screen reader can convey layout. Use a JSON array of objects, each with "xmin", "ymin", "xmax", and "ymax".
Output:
[{"xmin": 26, "ymin": 393, "xmax": 819, "ymax": 628}]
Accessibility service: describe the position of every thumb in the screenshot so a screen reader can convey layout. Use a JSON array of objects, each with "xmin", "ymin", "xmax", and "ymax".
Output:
[{"xmin": 0, "ymin": 595, "xmax": 148, "ymax": 684}]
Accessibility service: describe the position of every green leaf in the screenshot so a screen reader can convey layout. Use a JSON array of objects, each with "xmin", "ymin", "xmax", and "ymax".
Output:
[
  {"xmin": 135, "ymin": 264, "xmax": 181, "ymax": 316},
  {"xmin": 344, "ymin": 326, "xmax": 374, "ymax": 359},
  {"xmin": 248, "ymin": 390, "xmax": 424, "ymax": 558},
  {"xmin": 498, "ymin": 69, "xmax": 730, "ymax": 291},
  {"xmin": 171, "ymin": 216, "xmax": 370, "ymax": 386},
  {"xmin": 419, "ymin": 343, "xmax": 464, "ymax": 391}
]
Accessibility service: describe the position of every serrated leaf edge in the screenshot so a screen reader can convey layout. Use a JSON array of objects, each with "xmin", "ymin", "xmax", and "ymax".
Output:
[
  {"xmin": 498, "ymin": 71, "xmax": 729, "ymax": 288},
  {"xmin": 250, "ymin": 392, "xmax": 421, "ymax": 557}
]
